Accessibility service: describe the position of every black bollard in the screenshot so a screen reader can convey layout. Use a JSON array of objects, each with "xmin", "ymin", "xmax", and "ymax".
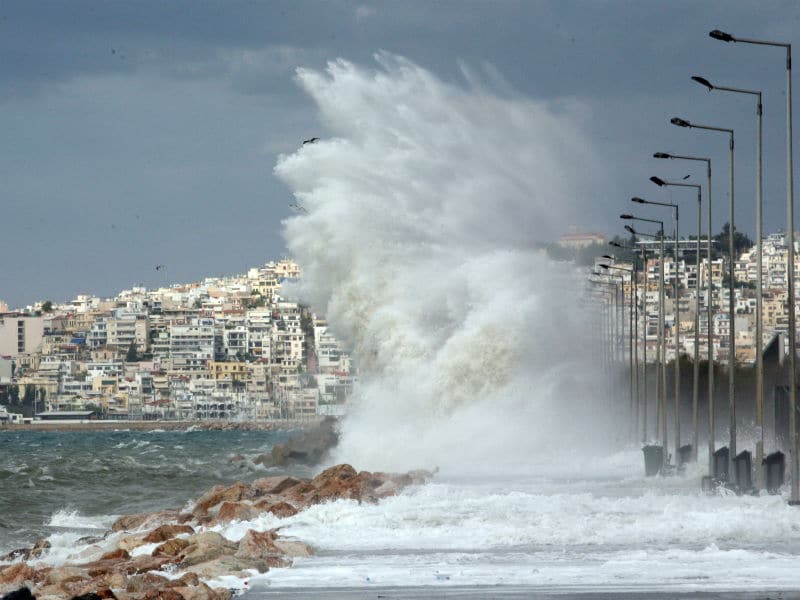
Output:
[
  {"xmin": 642, "ymin": 445, "xmax": 664, "ymax": 477},
  {"xmin": 678, "ymin": 444, "xmax": 693, "ymax": 470},
  {"xmin": 764, "ymin": 451, "xmax": 786, "ymax": 494},
  {"xmin": 713, "ymin": 447, "xmax": 730, "ymax": 482},
  {"xmin": 734, "ymin": 451, "xmax": 752, "ymax": 493}
]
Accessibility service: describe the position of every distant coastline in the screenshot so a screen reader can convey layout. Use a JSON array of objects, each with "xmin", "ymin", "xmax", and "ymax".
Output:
[{"xmin": 0, "ymin": 418, "xmax": 320, "ymax": 433}]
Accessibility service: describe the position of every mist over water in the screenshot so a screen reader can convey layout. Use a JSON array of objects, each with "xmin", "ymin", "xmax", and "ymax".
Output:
[{"xmin": 276, "ymin": 55, "xmax": 620, "ymax": 473}]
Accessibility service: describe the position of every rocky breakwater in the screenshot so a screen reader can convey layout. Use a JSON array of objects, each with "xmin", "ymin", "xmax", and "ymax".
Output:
[{"xmin": 0, "ymin": 465, "xmax": 432, "ymax": 600}]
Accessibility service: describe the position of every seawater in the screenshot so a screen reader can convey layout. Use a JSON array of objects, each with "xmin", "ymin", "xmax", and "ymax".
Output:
[
  {"xmin": 3, "ymin": 432, "xmax": 800, "ymax": 593},
  {"xmin": 0, "ymin": 428, "xmax": 303, "ymax": 553}
]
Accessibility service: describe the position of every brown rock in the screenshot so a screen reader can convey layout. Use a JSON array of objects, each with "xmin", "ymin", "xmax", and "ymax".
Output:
[
  {"xmin": 212, "ymin": 588, "xmax": 233, "ymax": 600},
  {"xmin": 212, "ymin": 502, "xmax": 260, "ymax": 525},
  {"xmin": 172, "ymin": 583, "xmax": 217, "ymax": 600},
  {"xmin": 99, "ymin": 548, "xmax": 131, "ymax": 562},
  {"xmin": 142, "ymin": 587, "xmax": 184, "ymax": 600},
  {"xmin": 43, "ymin": 566, "xmax": 87, "ymax": 586},
  {"xmin": 0, "ymin": 563, "xmax": 36, "ymax": 586},
  {"xmin": 250, "ymin": 476, "xmax": 302, "ymax": 496},
  {"xmin": 183, "ymin": 556, "xmax": 269, "ymax": 578},
  {"xmin": 142, "ymin": 525, "xmax": 195, "ymax": 544},
  {"xmin": 178, "ymin": 532, "xmax": 237, "ymax": 566},
  {"xmin": 103, "ymin": 572, "xmax": 128, "ymax": 590},
  {"xmin": 254, "ymin": 501, "xmax": 298, "ymax": 518},
  {"xmin": 152, "ymin": 538, "xmax": 190, "ymax": 557},
  {"xmin": 272, "ymin": 539, "xmax": 313, "ymax": 558},
  {"xmin": 124, "ymin": 556, "xmax": 176, "ymax": 575},
  {"xmin": 192, "ymin": 482, "xmax": 250, "ymax": 516},
  {"xmin": 116, "ymin": 534, "xmax": 149, "ymax": 553},
  {"xmin": 125, "ymin": 572, "xmax": 171, "ymax": 593},
  {"xmin": 176, "ymin": 573, "xmax": 199, "ymax": 587},
  {"xmin": 283, "ymin": 481, "xmax": 316, "ymax": 504},
  {"xmin": 111, "ymin": 514, "xmax": 150, "ymax": 532},
  {"xmin": 234, "ymin": 530, "xmax": 279, "ymax": 560}
]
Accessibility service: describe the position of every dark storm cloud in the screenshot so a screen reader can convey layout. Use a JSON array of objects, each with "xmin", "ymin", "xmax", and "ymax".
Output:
[{"xmin": 3, "ymin": 0, "xmax": 800, "ymax": 307}]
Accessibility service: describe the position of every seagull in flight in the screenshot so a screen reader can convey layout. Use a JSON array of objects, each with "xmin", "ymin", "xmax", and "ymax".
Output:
[
  {"xmin": 155, "ymin": 264, "xmax": 166, "ymax": 271},
  {"xmin": 288, "ymin": 203, "xmax": 308, "ymax": 214},
  {"xmin": 302, "ymin": 137, "xmax": 319, "ymax": 145}
]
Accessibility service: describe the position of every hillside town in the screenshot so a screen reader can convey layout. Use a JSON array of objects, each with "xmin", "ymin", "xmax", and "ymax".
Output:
[
  {"xmin": 0, "ymin": 259, "xmax": 353, "ymax": 422},
  {"xmin": 563, "ymin": 227, "xmax": 798, "ymax": 364}
]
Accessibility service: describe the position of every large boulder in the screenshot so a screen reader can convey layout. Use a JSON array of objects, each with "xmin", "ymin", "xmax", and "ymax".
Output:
[
  {"xmin": 152, "ymin": 538, "xmax": 190, "ymax": 557},
  {"xmin": 0, "ymin": 564, "xmax": 37, "ymax": 588},
  {"xmin": 255, "ymin": 418, "xmax": 339, "ymax": 468},
  {"xmin": 212, "ymin": 502, "xmax": 260, "ymax": 525},
  {"xmin": 142, "ymin": 524, "xmax": 195, "ymax": 544},
  {"xmin": 249, "ymin": 476, "xmax": 301, "ymax": 497},
  {"xmin": 192, "ymin": 483, "xmax": 250, "ymax": 516},
  {"xmin": 178, "ymin": 533, "xmax": 237, "ymax": 567},
  {"xmin": 253, "ymin": 500, "xmax": 297, "ymax": 518}
]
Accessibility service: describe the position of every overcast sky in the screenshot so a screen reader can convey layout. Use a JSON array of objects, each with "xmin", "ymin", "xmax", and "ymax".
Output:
[{"xmin": 2, "ymin": 1, "xmax": 800, "ymax": 308}]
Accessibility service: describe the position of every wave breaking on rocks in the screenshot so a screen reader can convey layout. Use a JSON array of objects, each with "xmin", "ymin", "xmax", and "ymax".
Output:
[{"xmin": 0, "ymin": 464, "xmax": 433, "ymax": 600}]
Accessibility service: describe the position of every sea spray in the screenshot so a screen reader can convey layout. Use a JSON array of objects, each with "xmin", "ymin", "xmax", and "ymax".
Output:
[{"xmin": 276, "ymin": 54, "xmax": 619, "ymax": 473}]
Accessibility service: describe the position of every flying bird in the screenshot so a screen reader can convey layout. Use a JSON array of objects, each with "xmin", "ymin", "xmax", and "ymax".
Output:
[
  {"xmin": 302, "ymin": 137, "xmax": 319, "ymax": 145},
  {"xmin": 288, "ymin": 203, "xmax": 308, "ymax": 214},
  {"xmin": 155, "ymin": 264, "xmax": 165, "ymax": 271}
]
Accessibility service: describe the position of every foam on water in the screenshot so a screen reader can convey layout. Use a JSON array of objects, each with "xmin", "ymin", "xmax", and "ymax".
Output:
[{"xmin": 276, "ymin": 54, "xmax": 615, "ymax": 474}]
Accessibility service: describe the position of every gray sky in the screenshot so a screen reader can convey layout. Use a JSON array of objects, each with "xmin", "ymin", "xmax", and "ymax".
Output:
[{"xmin": 2, "ymin": 1, "xmax": 799, "ymax": 308}]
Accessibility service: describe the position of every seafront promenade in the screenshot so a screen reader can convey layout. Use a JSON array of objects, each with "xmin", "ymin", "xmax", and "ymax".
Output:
[{"xmin": 0, "ymin": 418, "xmax": 322, "ymax": 433}]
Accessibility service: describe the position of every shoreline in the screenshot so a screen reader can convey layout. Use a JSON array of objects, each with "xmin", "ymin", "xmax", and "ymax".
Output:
[{"xmin": 0, "ymin": 418, "xmax": 323, "ymax": 433}]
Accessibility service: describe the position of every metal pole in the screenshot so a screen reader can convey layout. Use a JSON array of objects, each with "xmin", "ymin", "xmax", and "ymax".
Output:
[
  {"xmin": 756, "ymin": 92, "xmax": 764, "ymax": 489},
  {"xmin": 728, "ymin": 129, "xmax": 736, "ymax": 483},
  {"xmin": 707, "ymin": 161, "xmax": 715, "ymax": 476},
  {"xmin": 660, "ymin": 228, "xmax": 668, "ymax": 463},
  {"xmin": 642, "ymin": 244, "xmax": 649, "ymax": 443},
  {"xmin": 787, "ymin": 44, "xmax": 799, "ymax": 504},
  {"xmin": 634, "ymin": 261, "xmax": 640, "ymax": 442},
  {"xmin": 630, "ymin": 269, "xmax": 635, "ymax": 440},
  {"xmin": 693, "ymin": 188, "xmax": 701, "ymax": 462},
  {"xmin": 674, "ymin": 206, "xmax": 681, "ymax": 458}
]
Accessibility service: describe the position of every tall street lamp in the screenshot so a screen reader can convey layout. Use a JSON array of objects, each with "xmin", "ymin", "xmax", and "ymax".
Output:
[
  {"xmin": 602, "ymin": 260, "xmax": 637, "ymax": 439},
  {"xmin": 623, "ymin": 215, "xmax": 668, "ymax": 464},
  {"xmin": 693, "ymin": 74, "xmax": 766, "ymax": 488},
  {"xmin": 611, "ymin": 240, "xmax": 651, "ymax": 442},
  {"xmin": 671, "ymin": 116, "xmax": 737, "ymax": 481},
  {"xmin": 644, "ymin": 180, "xmax": 703, "ymax": 464},
  {"xmin": 632, "ymin": 194, "xmax": 683, "ymax": 461},
  {"xmin": 709, "ymin": 28, "xmax": 797, "ymax": 502},
  {"xmin": 654, "ymin": 152, "xmax": 713, "ymax": 468}
]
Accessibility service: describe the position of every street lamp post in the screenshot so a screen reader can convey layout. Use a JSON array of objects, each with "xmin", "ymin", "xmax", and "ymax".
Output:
[
  {"xmin": 632, "ymin": 196, "xmax": 680, "ymax": 459},
  {"xmin": 613, "ymin": 239, "xmax": 652, "ymax": 442},
  {"xmin": 623, "ymin": 215, "xmax": 667, "ymax": 464},
  {"xmin": 655, "ymin": 152, "xmax": 712, "ymax": 466},
  {"xmin": 671, "ymin": 116, "xmax": 736, "ymax": 481},
  {"xmin": 692, "ymin": 74, "xmax": 765, "ymax": 488},
  {"xmin": 602, "ymin": 259, "xmax": 637, "ymax": 439},
  {"xmin": 710, "ymin": 28, "xmax": 797, "ymax": 501},
  {"xmin": 643, "ymin": 181, "xmax": 703, "ymax": 463}
]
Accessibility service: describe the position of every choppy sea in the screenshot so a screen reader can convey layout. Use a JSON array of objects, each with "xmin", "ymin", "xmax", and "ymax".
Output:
[{"xmin": 3, "ymin": 430, "xmax": 800, "ymax": 595}]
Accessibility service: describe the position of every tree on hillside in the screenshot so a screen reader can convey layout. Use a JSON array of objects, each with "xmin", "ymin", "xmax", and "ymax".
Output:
[{"xmin": 714, "ymin": 222, "xmax": 753, "ymax": 256}]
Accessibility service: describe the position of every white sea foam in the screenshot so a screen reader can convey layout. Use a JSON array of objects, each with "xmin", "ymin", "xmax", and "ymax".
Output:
[
  {"xmin": 276, "ymin": 55, "xmax": 615, "ymax": 474},
  {"xmin": 47, "ymin": 509, "xmax": 113, "ymax": 530}
]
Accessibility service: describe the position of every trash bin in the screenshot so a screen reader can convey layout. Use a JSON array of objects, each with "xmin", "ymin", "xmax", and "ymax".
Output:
[
  {"xmin": 764, "ymin": 451, "xmax": 785, "ymax": 494},
  {"xmin": 678, "ymin": 444, "xmax": 693, "ymax": 467},
  {"xmin": 642, "ymin": 445, "xmax": 664, "ymax": 477},
  {"xmin": 713, "ymin": 446, "xmax": 729, "ymax": 482},
  {"xmin": 734, "ymin": 450, "xmax": 752, "ymax": 492}
]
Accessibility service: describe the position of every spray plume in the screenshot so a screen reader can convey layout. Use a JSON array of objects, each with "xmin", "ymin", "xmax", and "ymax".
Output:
[{"xmin": 276, "ymin": 54, "xmax": 620, "ymax": 473}]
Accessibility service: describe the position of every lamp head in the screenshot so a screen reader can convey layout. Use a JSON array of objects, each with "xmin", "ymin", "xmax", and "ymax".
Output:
[
  {"xmin": 599, "ymin": 264, "xmax": 610, "ymax": 270},
  {"xmin": 650, "ymin": 176, "xmax": 667, "ymax": 187},
  {"xmin": 620, "ymin": 214, "xmax": 634, "ymax": 220},
  {"xmin": 624, "ymin": 225, "xmax": 636, "ymax": 235},
  {"xmin": 670, "ymin": 117, "xmax": 691, "ymax": 128},
  {"xmin": 709, "ymin": 29, "xmax": 735, "ymax": 43},
  {"xmin": 691, "ymin": 75, "xmax": 714, "ymax": 91},
  {"xmin": 609, "ymin": 241, "xmax": 622, "ymax": 247},
  {"xmin": 653, "ymin": 152, "xmax": 671, "ymax": 159},
  {"xmin": 631, "ymin": 197, "xmax": 646, "ymax": 204},
  {"xmin": 602, "ymin": 254, "xmax": 614, "ymax": 260}
]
